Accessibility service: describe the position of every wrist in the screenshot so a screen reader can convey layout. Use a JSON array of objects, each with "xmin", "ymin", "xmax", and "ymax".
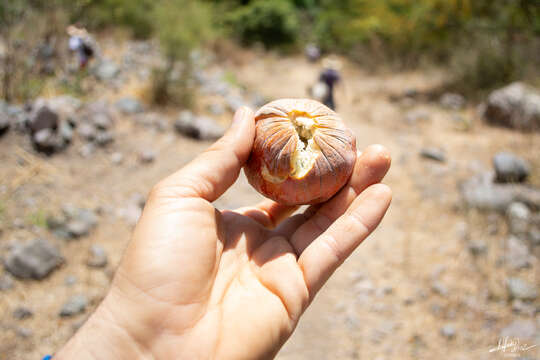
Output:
[{"xmin": 55, "ymin": 292, "xmax": 150, "ymax": 360}]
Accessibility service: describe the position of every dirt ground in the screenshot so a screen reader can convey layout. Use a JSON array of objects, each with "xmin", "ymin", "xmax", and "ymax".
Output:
[{"xmin": 0, "ymin": 41, "xmax": 539, "ymax": 360}]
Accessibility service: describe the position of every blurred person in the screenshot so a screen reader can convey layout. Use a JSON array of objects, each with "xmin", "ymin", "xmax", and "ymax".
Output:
[
  {"xmin": 50, "ymin": 107, "xmax": 392, "ymax": 359},
  {"xmin": 67, "ymin": 25, "xmax": 95, "ymax": 69},
  {"xmin": 304, "ymin": 43, "xmax": 321, "ymax": 62},
  {"xmin": 309, "ymin": 56, "xmax": 345, "ymax": 111}
]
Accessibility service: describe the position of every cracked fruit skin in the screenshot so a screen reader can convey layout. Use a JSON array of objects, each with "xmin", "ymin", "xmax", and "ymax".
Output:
[{"xmin": 244, "ymin": 98, "xmax": 357, "ymax": 205}]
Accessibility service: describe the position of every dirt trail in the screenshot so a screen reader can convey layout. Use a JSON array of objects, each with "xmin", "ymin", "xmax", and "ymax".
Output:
[{"xmin": 1, "ymin": 47, "xmax": 539, "ymax": 360}]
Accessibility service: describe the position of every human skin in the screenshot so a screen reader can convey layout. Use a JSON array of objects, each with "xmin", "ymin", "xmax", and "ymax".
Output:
[{"xmin": 55, "ymin": 107, "xmax": 392, "ymax": 360}]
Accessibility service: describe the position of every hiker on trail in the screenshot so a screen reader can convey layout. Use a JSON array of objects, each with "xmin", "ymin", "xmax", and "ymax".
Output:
[
  {"xmin": 67, "ymin": 25, "xmax": 96, "ymax": 69},
  {"xmin": 51, "ymin": 107, "xmax": 392, "ymax": 360},
  {"xmin": 318, "ymin": 57, "xmax": 342, "ymax": 110}
]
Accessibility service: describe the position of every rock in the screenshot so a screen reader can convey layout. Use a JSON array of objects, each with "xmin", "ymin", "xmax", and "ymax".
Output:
[
  {"xmin": 512, "ymin": 299, "xmax": 536, "ymax": 316},
  {"xmin": 29, "ymin": 106, "xmax": 58, "ymax": 134},
  {"xmin": 404, "ymin": 109, "xmax": 431, "ymax": 124},
  {"xmin": 95, "ymin": 131, "xmax": 114, "ymax": 147},
  {"xmin": 468, "ymin": 240, "xmax": 488, "ymax": 256},
  {"xmin": 59, "ymin": 295, "xmax": 88, "ymax": 317},
  {"xmin": 507, "ymin": 277, "xmax": 538, "ymax": 301},
  {"xmin": 440, "ymin": 93, "xmax": 465, "ymax": 110},
  {"xmin": 58, "ymin": 121, "xmax": 74, "ymax": 143},
  {"xmin": 87, "ymin": 244, "xmax": 108, "ymax": 268},
  {"xmin": 65, "ymin": 275, "xmax": 77, "ymax": 286},
  {"xmin": 431, "ymin": 282, "xmax": 449, "ymax": 297},
  {"xmin": 139, "ymin": 149, "xmax": 156, "ymax": 164},
  {"xmin": 505, "ymin": 236, "xmax": 532, "ymax": 270},
  {"xmin": 4, "ymin": 238, "xmax": 64, "ymax": 279},
  {"xmin": 15, "ymin": 327, "xmax": 33, "ymax": 338},
  {"xmin": 500, "ymin": 319, "xmax": 537, "ymax": 339},
  {"xmin": 208, "ymin": 103, "xmax": 225, "ymax": 116},
  {"xmin": 91, "ymin": 112, "xmax": 113, "ymax": 130},
  {"xmin": 305, "ymin": 43, "xmax": 321, "ymax": 62},
  {"xmin": 77, "ymin": 123, "xmax": 97, "ymax": 141},
  {"xmin": 174, "ymin": 111, "xmax": 225, "ymax": 140},
  {"xmin": 13, "ymin": 306, "xmax": 33, "ymax": 320},
  {"xmin": 420, "ymin": 147, "xmax": 446, "ymax": 162},
  {"xmin": 529, "ymin": 227, "xmax": 540, "ymax": 246},
  {"xmin": 111, "ymin": 152, "xmax": 124, "ymax": 165},
  {"xmin": 66, "ymin": 220, "xmax": 91, "ymax": 238},
  {"xmin": 440, "ymin": 324, "xmax": 456, "ymax": 339},
  {"xmin": 459, "ymin": 172, "xmax": 540, "ymax": 212},
  {"xmin": 484, "ymin": 82, "xmax": 540, "ymax": 131},
  {"xmin": 115, "ymin": 97, "xmax": 144, "ymax": 114},
  {"xmin": 0, "ymin": 274, "xmax": 14, "ymax": 291},
  {"xmin": 507, "ymin": 202, "xmax": 531, "ymax": 235},
  {"xmin": 0, "ymin": 111, "xmax": 10, "ymax": 136},
  {"xmin": 79, "ymin": 143, "xmax": 96, "ymax": 158},
  {"xmin": 94, "ymin": 60, "xmax": 120, "ymax": 81},
  {"xmin": 493, "ymin": 152, "xmax": 530, "ymax": 183},
  {"xmin": 32, "ymin": 128, "xmax": 62, "ymax": 154}
]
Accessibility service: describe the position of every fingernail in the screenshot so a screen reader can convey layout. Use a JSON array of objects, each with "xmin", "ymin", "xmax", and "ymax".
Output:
[{"xmin": 231, "ymin": 107, "xmax": 249, "ymax": 129}]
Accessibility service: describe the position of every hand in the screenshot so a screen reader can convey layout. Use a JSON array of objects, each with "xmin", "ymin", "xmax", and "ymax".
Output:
[{"xmin": 56, "ymin": 107, "xmax": 392, "ymax": 360}]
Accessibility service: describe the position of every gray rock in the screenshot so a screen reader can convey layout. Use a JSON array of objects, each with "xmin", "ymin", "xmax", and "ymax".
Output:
[
  {"xmin": 404, "ymin": 109, "xmax": 431, "ymax": 124},
  {"xmin": 512, "ymin": 299, "xmax": 536, "ymax": 316},
  {"xmin": 174, "ymin": 111, "xmax": 225, "ymax": 140},
  {"xmin": 111, "ymin": 152, "xmax": 124, "ymax": 165},
  {"xmin": 116, "ymin": 97, "xmax": 144, "ymax": 114},
  {"xmin": 139, "ymin": 149, "xmax": 156, "ymax": 164},
  {"xmin": 4, "ymin": 238, "xmax": 64, "ymax": 279},
  {"xmin": 58, "ymin": 121, "xmax": 74, "ymax": 143},
  {"xmin": 507, "ymin": 277, "xmax": 538, "ymax": 301},
  {"xmin": 505, "ymin": 236, "xmax": 532, "ymax": 270},
  {"xmin": 431, "ymin": 282, "xmax": 449, "ymax": 297},
  {"xmin": 440, "ymin": 324, "xmax": 456, "ymax": 339},
  {"xmin": 91, "ymin": 112, "xmax": 113, "ymax": 130},
  {"xmin": 15, "ymin": 327, "xmax": 33, "ymax": 338},
  {"xmin": 484, "ymin": 82, "xmax": 540, "ymax": 131},
  {"xmin": 500, "ymin": 319, "xmax": 537, "ymax": 339},
  {"xmin": 0, "ymin": 274, "xmax": 14, "ymax": 291},
  {"xmin": 77, "ymin": 123, "xmax": 97, "ymax": 141},
  {"xmin": 59, "ymin": 295, "xmax": 88, "ymax": 317},
  {"xmin": 87, "ymin": 244, "xmax": 108, "ymax": 268},
  {"xmin": 420, "ymin": 147, "xmax": 446, "ymax": 162},
  {"xmin": 493, "ymin": 152, "xmax": 530, "ymax": 183},
  {"xmin": 32, "ymin": 128, "xmax": 63, "ymax": 155},
  {"xmin": 66, "ymin": 220, "xmax": 91, "ymax": 238},
  {"xmin": 79, "ymin": 143, "xmax": 96, "ymax": 158},
  {"xmin": 0, "ymin": 111, "xmax": 10, "ymax": 136},
  {"xmin": 529, "ymin": 227, "xmax": 540, "ymax": 246},
  {"xmin": 65, "ymin": 275, "xmax": 77, "ymax": 286},
  {"xmin": 29, "ymin": 106, "xmax": 58, "ymax": 134},
  {"xmin": 94, "ymin": 60, "xmax": 120, "ymax": 81},
  {"xmin": 507, "ymin": 202, "xmax": 531, "ymax": 235},
  {"xmin": 95, "ymin": 131, "xmax": 114, "ymax": 147},
  {"xmin": 468, "ymin": 240, "xmax": 488, "ymax": 256},
  {"xmin": 13, "ymin": 306, "xmax": 33, "ymax": 320},
  {"xmin": 440, "ymin": 93, "xmax": 465, "ymax": 110}
]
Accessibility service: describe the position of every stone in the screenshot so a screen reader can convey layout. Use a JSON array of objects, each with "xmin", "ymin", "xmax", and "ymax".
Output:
[
  {"xmin": 139, "ymin": 149, "xmax": 156, "ymax": 164},
  {"xmin": 79, "ymin": 143, "xmax": 96, "ymax": 158},
  {"xmin": 505, "ymin": 236, "xmax": 532, "ymax": 270},
  {"xmin": 512, "ymin": 299, "xmax": 536, "ymax": 316},
  {"xmin": 0, "ymin": 273, "xmax": 14, "ymax": 291},
  {"xmin": 58, "ymin": 121, "xmax": 74, "ymax": 143},
  {"xmin": 507, "ymin": 202, "xmax": 531, "ymax": 235},
  {"xmin": 468, "ymin": 240, "xmax": 488, "ymax": 256},
  {"xmin": 65, "ymin": 275, "xmax": 77, "ymax": 286},
  {"xmin": 59, "ymin": 295, "xmax": 88, "ymax": 317},
  {"xmin": 116, "ymin": 97, "xmax": 144, "ymax": 114},
  {"xmin": 500, "ymin": 319, "xmax": 537, "ymax": 339},
  {"xmin": 506, "ymin": 277, "xmax": 538, "ymax": 301},
  {"xmin": 32, "ymin": 128, "xmax": 63, "ymax": 155},
  {"xmin": 420, "ymin": 147, "xmax": 446, "ymax": 162},
  {"xmin": 111, "ymin": 152, "xmax": 124, "ymax": 165},
  {"xmin": 493, "ymin": 152, "xmax": 530, "ymax": 183},
  {"xmin": 529, "ymin": 227, "xmax": 540, "ymax": 246},
  {"xmin": 174, "ymin": 111, "xmax": 225, "ymax": 140},
  {"xmin": 484, "ymin": 82, "xmax": 540, "ymax": 131},
  {"xmin": 95, "ymin": 131, "xmax": 114, "ymax": 147},
  {"xmin": 404, "ymin": 109, "xmax": 430, "ymax": 124},
  {"xmin": 87, "ymin": 244, "xmax": 108, "ymax": 268},
  {"xmin": 4, "ymin": 238, "xmax": 64, "ymax": 279},
  {"xmin": 66, "ymin": 220, "xmax": 91, "ymax": 238},
  {"xmin": 208, "ymin": 103, "xmax": 225, "ymax": 116},
  {"xmin": 431, "ymin": 282, "xmax": 449, "ymax": 297},
  {"xmin": 29, "ymin": 106, "xmax": 58, "ymax": 134},
  {"xmin": 91, "ymin": 112, "xmax": 113, "ymax": 130},
  {"xmin": 77, "ymin": 123, "xmax": 97, "ymax": 141},
  {"xmin": 94, "ymin": 60, "xmax": 120, "ymax": 81},
  {"xmin": 13, "ymin": 306, "xmax": 33, "ymax": 320},
  {"xmin": 440, "ymin": 324, "xmax": 456, "ymax": 339},
  {"xmin": 440, "ymin": 93, "xmax": 465, "ymax": 110},
  {"xmin": 0, "ymin": 111, "xmax": 10, "ymax": 136},
  {"xmin": 15, "ymin": 327, "xmax": 33, "ymax": 338}
]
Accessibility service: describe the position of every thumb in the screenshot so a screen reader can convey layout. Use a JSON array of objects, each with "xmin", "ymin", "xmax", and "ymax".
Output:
[{"xmin": 153, "ymin": 107, "xmax": 255, "ymax": 202}]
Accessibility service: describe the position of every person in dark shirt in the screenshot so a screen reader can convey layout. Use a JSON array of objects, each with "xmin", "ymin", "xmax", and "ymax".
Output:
[{"xmin": 319, "ymin": 57, "xmax": 342, "ymax": 110}]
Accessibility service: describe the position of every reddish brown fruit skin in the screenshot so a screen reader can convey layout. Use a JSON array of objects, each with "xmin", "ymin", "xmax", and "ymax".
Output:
[{"xmin": 244, "ymin": 99, "xmax": 357, "ymax": 205}]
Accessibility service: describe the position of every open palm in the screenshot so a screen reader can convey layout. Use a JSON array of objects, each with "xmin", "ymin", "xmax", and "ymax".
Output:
[{"xmin": 58, "ymin": 108, "xmax": 391, "ymax": 360}]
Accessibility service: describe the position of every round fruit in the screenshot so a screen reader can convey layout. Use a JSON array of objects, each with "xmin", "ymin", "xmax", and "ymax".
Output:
[{"xmin": 244, "ymin": 98, "xmax": 357, "ymax": 205}]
